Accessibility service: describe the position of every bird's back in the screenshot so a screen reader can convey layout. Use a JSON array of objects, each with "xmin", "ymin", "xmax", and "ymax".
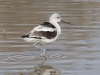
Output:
[{"xmin": 21, "ymin": 22, "xmax": 57, "ymax": 44}]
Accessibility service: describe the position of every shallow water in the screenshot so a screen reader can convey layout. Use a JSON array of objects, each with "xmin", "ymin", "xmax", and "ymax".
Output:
[{"xmin": 0, "ymin": 0, "xmax": 100, "ymax": 75}]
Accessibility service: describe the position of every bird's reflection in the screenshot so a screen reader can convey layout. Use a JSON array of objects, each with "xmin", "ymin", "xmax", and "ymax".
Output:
[
  {"xmin": 5, "ymin": 57, "xmax": 60, "ymax": 75},
  {"xmin": 31, "ymin": 56, "xmax": 60, "ymax": 75}
]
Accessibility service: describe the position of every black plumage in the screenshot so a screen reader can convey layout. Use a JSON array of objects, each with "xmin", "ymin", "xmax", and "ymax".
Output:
[
  {"xmin": 41, "ymin": 22, "xmax": 56, "ymax": 28},
  {"xmin": 21, "ymin": 22, "xmax": 57, "ymax": 39}
]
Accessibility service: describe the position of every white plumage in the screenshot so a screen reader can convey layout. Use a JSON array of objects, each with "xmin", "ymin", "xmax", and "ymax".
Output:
[
  {"xmin": 33, "ymin": 25, "xmax": 56, "ymax": 32},
  {"xmin": 22, "ymin": 13, "xmax": 72, "ymax": 56},
  {"xmin": 22, "ymin": 13, "xmax": 61, "ymax": 44}
]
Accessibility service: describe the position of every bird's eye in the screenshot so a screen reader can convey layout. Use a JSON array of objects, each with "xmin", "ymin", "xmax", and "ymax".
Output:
[{"xmin": 57, "ymin": 17, "xmax": 60, "ymax": 19}]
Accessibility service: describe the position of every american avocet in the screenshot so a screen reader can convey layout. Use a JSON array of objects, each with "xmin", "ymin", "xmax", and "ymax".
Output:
[{"xmin": 21, "ymin": 13, "xmax": 73, "ymax": 56}]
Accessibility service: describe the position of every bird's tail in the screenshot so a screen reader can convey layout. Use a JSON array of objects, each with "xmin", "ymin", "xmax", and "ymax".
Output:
[
  {"xmin": 21, "ymin": 33, "xmax": 30, "ymax": 38},
  {"xmin": 21, "ymin": 34, "xmax": 29, "ymax": 38}
]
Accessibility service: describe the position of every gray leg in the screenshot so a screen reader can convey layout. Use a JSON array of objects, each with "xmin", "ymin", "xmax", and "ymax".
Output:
[
  {"xmin": 40, "ymin": 44, "xmax": 46, "ymax": 57},
  {"xmin": 33, "ymin": 40, "xmax": 46, "ymax": 56},
  {"xmin": 33, "ymin": 40, "xmax": 41, "ymax": 49}
]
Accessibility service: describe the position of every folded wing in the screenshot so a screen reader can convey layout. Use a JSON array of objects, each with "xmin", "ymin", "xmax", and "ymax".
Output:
[{"xmin": 21, "ymin": 22, "xmax": 57, "ymax": 39}]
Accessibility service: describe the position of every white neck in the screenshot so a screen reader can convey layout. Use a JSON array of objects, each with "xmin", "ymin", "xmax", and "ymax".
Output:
[{"xmin": 49, "ymin": 19, "xmax": 61, "ymax": 36}]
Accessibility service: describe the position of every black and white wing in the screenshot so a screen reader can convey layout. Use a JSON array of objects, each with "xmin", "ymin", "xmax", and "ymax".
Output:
[{"xmin": 21, "ymin": 22, "xmax": 57, "ymax": 39}]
